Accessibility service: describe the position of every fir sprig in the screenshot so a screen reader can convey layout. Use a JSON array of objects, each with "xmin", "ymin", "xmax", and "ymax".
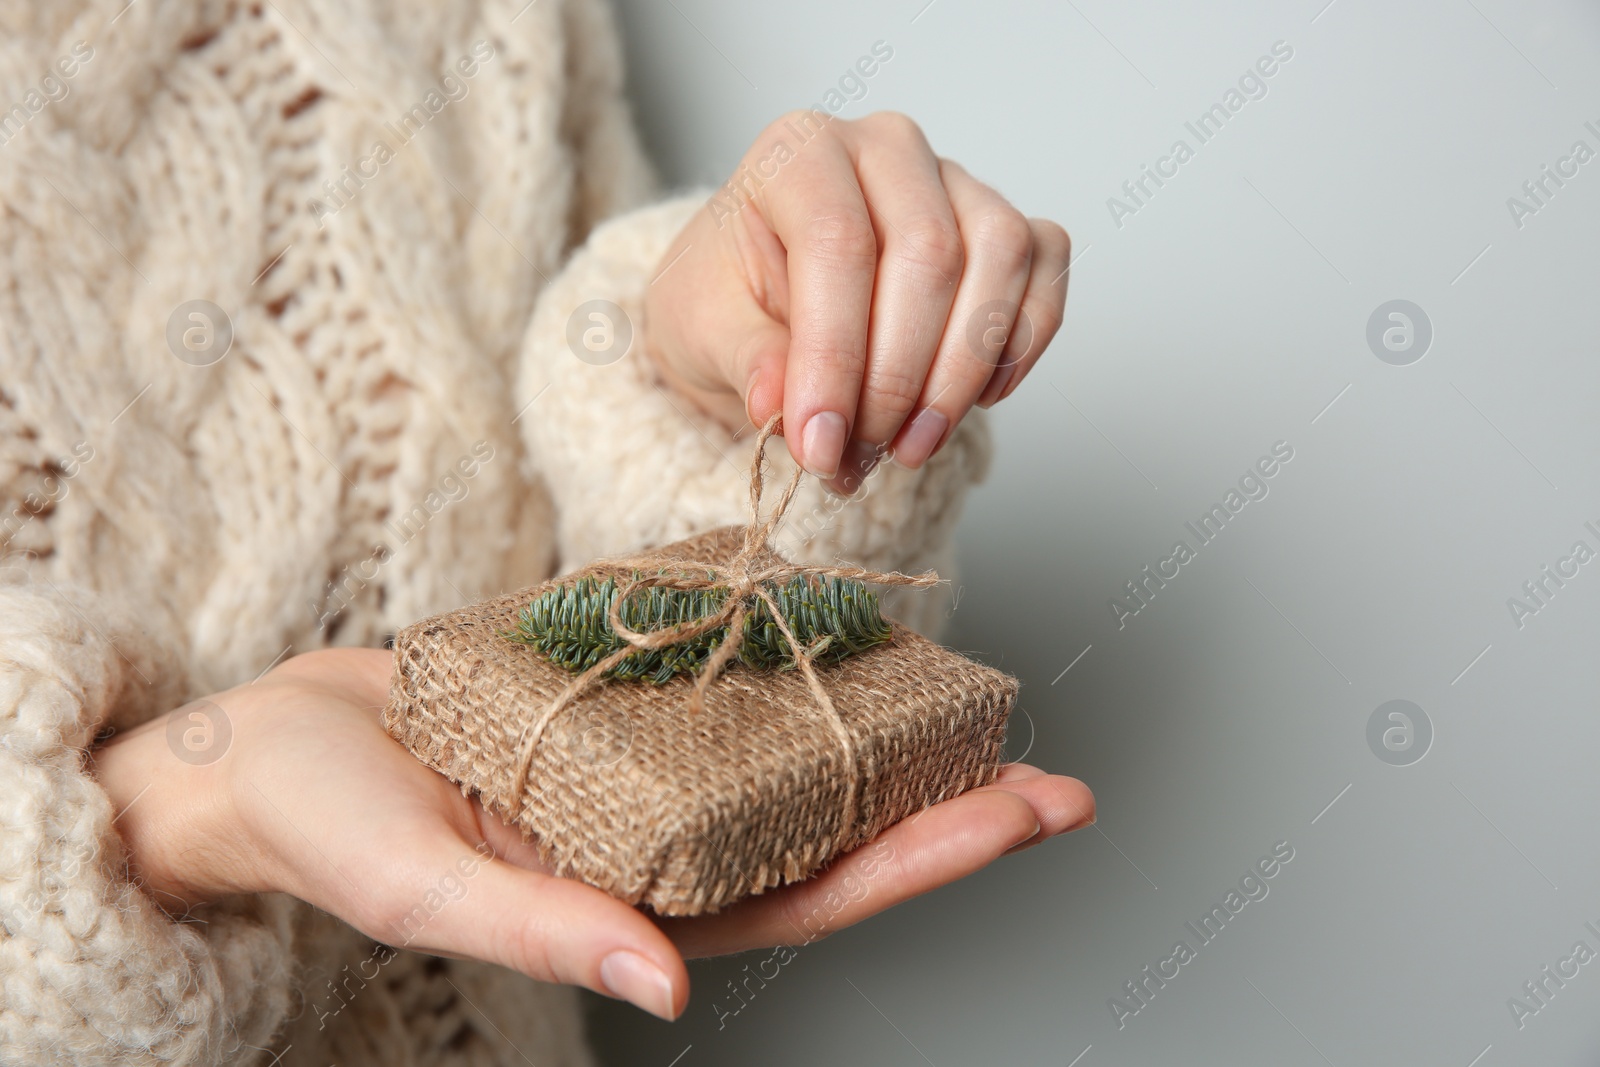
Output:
[{"xmin": 505, "ymin": 572, "xmax": 893, "ymax": 683}]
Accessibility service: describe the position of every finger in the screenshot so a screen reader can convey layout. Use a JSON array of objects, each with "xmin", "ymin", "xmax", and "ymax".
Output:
[
  {"xmin": 992, "ymin": 762, "xmax": 1049, "ymax": 784},
  {"xmin": 659, "ymin": 787, "xmax": 1042, "ymax": 959},
  {"xmin": 826, "ymin": 114, "xmax": 963, "ymax": 493},
  {"xmin": 760, "ymin": 135, "xmax": 879, "ymax": 479},
  {"xmin": 469, "ymin": 795, "xmax": 553, "ymax": 871},
  {"xmin": 641, "ymin": 232, "xmax": 792, "ymax": 431},
  {"xmin": 386, "ymin": 833, "xmax": 689, "ymax": 1021},
  {"xmin": 688, "ymin": 282, "xmax": 794, "ymax": 431},
  {"xmin": 974, "ymin": 772, "xmax": 1096, "ymax": 853},
  {"xmin": 976, "ymin": 217, "xmax": 1071, "ymax": 409},
  {"xmin": 891, "ymin": 160, "xmax": 1034, "ymax": 469}
]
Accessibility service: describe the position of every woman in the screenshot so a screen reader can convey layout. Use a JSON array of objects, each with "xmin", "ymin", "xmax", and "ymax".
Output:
[{"xmin": 0, "ymin": 1, "xmax": 1093, "ymax": 1063}]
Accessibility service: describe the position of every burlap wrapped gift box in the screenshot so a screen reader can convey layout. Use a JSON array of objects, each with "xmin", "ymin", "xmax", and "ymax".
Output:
[{"xmin": 382, "ymin": 525, "xmax": 1018, "ymax": 916}]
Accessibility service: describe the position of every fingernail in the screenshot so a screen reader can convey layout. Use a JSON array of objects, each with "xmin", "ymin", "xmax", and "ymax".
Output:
[
  {"xmin": 828, "ymin": 439, "xmax": 881, "ymax": 495},
  {"xmin": 894, "ymin": 408, "xmax": 948, "ymax": 469},
  {"xmin": 600, "ymin": 950, "xmax": 677, "ymax": 1021},
  {"xmin": 801, "ymin": 411, "xmax": 848, "ymax": 479},
  {"xmin": 1003, "ymin": 817, "xmax": 1045, "ymax": 855},
  {"xmin": 743, "ymin": 366, "xmax": 764, "ymax": 422},
  {"xmin": 977, "ymin": 362, "xmax": 1018, "ymax": 409},
  {"xmin": 997, "ymin": 362, "xmax": 1028, "ymax": 403}
]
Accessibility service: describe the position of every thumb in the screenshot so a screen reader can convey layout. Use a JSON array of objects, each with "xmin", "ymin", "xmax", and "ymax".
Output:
[
  {"xmin": 665, "ymin": 278, "xmax": 790, "ymax": 432},
  {"xmin": 646, "ymin": 226, "xmax": 793, "ymax": 436},
  {"xmin": 390, "ymin": 836, "xmax": 689, "ymax": 1021},
  {"xmin": 732, "ymin": 313, "xmax": 790, "ymax": 430}
]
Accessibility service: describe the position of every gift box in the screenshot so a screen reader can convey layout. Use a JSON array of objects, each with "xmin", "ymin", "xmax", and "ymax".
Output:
[{"xmin": 382, "ymin": 424, "xmax": 1018, "ymax": 916}]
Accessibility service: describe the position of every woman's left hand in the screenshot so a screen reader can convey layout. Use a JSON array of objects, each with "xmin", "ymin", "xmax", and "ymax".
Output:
[
  {"xmin": 93, "ymin": 649, "xmax": 1091, "ymax": 1022},
  {"xmin": 644, "ymin": 110, "xmax": 1072, "ymax": 494}
]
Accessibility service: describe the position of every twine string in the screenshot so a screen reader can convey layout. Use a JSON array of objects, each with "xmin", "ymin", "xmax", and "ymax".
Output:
[{"xmin": 510, "ymin": 413, "xmax": 941, "ymax": 840}]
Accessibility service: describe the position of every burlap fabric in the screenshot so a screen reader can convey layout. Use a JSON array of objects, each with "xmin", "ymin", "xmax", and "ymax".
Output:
[{"xmin": 383, "ymin": 532, "xmax": 1018, "ymax": 916}]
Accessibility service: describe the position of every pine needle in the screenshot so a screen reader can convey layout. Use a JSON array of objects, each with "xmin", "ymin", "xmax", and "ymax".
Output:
[{"xmin": 505, "ymin": 572, "xmax": 893, "ymax": 683}]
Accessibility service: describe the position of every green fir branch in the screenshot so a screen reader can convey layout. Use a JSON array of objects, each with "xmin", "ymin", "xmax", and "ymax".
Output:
[{"xmin": 505, "ymin": 572, "xmax": 893, "ymax": 683}]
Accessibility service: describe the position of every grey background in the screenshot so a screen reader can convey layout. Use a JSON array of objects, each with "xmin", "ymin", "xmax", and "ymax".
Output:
[{"xmin": 589, "ymin": 1, "xmax": 1600, "ymax": 1064}]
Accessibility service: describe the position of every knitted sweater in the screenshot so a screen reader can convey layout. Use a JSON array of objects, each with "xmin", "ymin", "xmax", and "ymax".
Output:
[{"xmin": 0, "ymin": 1, "xmax": 990, "ymax": 1064}]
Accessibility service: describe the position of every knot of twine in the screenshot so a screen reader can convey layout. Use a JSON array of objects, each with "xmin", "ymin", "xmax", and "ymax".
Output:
[{"xmin": 511, "ymin": 413, "xmax": 942, "ymax": 838}]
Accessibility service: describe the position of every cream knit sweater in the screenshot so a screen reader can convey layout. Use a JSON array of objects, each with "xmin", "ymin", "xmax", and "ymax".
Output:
[{"xmin": 0, "ymin": 1, "xmax": 991, "ymax": 1064}]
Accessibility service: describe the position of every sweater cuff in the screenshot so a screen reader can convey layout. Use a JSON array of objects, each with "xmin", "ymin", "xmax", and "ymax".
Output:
[
  {"xmin": 514, "ymin": 194, "xmax": 992, "ymax": 637},
  {"xmin": 0, "ymin": 578, "xmax": 293, "ymax": 1065}
]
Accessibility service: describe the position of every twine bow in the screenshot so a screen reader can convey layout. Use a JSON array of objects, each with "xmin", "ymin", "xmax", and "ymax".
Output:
[{"xmin": 511, "ymin": 413, "xmax": 942, "ymax": 837}]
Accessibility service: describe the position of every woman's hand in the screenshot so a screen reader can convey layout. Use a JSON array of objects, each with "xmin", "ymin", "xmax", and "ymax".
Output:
[
  {"xmin": 654, "ymin": 762, "xmax": 1094, "ymax": 960},
  {"xmin": 645, "ymin": 111, "xmax": 1072, "ymax": 494},
  {"xmin": 91, "ymin": 649, "xmax": 1092, "ymax": 1021}
]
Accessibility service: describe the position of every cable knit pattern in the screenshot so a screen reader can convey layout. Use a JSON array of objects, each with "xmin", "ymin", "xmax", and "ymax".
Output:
[
  {"xmin": 0, "ymin": 1, "xmax": 989, "ymax": 1063},
  {"xmin": 0, "ymin": 579, "xmax": 269, "ymax": 1066}
]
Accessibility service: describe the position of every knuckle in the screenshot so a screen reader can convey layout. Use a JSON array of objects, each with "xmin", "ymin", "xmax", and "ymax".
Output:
[
  {"xmin": 754, "ymin": 110, "xmax": 833, "ymax": 159},
  {"xmin": 896, "ymin": 217, "xmax": 964, "ymax": 281},
  {"xmin": 501, "ymin": 913, "xmax": 559, "ymax": 983},
  {"xmin": 260, "ymin": 648, "xmax": 336, "ymax": 686},
  {"xmin": 802, "ymin": 211, "xmax": 878, "ymax": 267},
  {"xmin": 864, "ymin": 364, "xmax": 925, "ymax": 419},
  {"xmin": 789, "ymin": 336, "xmax": 866, "ymax": 377},
  {"xmin": 1037, "ymin": 294, "xmax": 1067, "ymax": 335},
  {"xmin": 971, "ymin": 209, "xmax": 1034, "ymax": 270},
  {"xmin": 465, "ymin": 891, "xmax": 559, "ymax": 982},
  {"xmin": 938, "ymin": 157, "xmax": 970, "ymax": 183},
  {"xmin": 1036, "ymin": 218, "xmax": 1072, "ymax": 259},
  {"xmin": 1028, "ymin": 300, "xmax": 1065, "ymax": 351},
  {"xmin": 861, "ymin": 109, "xmax": 922, "ymax": 140},
  {"xmin": 778, "ymin": 886, "xmax": 831, "ymax": 947},
  {"xmin": 771, "ymin": 108, "xmax": 827, "ymax": 137}
]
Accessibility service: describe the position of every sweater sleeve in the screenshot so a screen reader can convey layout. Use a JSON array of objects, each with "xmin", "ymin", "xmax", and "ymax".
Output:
[
  {"xmin": 0, "ymin": 580, "xmax": 296, "ymax": 1065},
  {"xmin": 513, "ymin": 194, "xmax": 993, "ymax": 638},
  {"xmin": 0, "ymin": 14, "xmax": 300, "ymax": 1058}
]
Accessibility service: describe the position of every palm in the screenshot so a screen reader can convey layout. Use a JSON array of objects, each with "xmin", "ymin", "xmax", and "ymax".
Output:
[{"xmin": 219, "ymin": 649, "xmax": 1090, "ymax": 1015}]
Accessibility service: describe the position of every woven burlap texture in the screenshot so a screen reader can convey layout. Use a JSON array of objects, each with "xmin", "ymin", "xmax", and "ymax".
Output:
[{"xmin": 383, "ymin": 525, "xmax": 1017, "ymax": 916}]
